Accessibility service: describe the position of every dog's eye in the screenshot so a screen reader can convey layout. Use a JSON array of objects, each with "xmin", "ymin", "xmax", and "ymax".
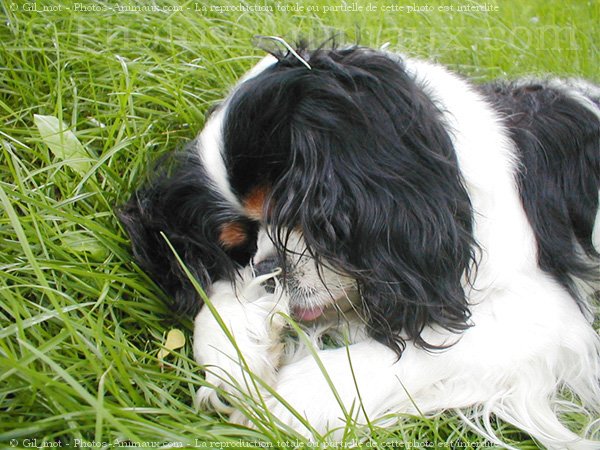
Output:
[{"xmin": 205, "ymin": 102, "xmax": 222, "ymax": 121}]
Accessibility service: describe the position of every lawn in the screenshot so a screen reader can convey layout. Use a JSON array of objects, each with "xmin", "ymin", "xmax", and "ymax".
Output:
[{"xmin": 0, "ymin": 0, "xmax": 598, "ymax": 448}]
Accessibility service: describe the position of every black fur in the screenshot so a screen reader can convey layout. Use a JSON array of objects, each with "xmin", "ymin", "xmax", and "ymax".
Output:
[
  {"xmin": 480, "ymin": 81, "xmax": 600, "ymax": 304},
  {"xmin": 120, "ymin": 46, "xmax": 600, "ymax": 357},
  {"xmin": 223, "ymin": 47, "xmax": 476, "ymax": 353},
  {"xmin": 119, "ymin": 148, "xmax": 258, "ymax": 316}
]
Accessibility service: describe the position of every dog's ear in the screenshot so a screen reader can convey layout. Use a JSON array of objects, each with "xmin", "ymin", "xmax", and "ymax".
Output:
[
  {"xmin": 118, "ymin": 150, "xmax": 257, "ymax": 316},
  {"xmin": 264, "ymin": 49, "xmax": 477, "ymax": 354}
]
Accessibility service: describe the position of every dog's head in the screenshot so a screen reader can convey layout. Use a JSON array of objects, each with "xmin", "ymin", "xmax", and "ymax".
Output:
[{"xmin": 120, "ymin": 46, "xmax": 476, "ymax": 353}]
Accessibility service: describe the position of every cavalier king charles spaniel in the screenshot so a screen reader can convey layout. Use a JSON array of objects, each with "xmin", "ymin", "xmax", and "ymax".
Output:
[{"xmin": 120, "ymin": 45, "xmax": 600, "ymax": 449}]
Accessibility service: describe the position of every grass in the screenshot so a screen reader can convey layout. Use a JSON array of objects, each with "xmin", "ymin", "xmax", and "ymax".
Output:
[{"xmin": 0, "ymin": 0, "xmax": 598, "ymax": 448}]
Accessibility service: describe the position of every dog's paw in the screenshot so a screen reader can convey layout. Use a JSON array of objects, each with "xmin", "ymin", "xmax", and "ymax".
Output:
[
  {"xmin": 195, "ymin": 376, "xmax": 236, "ymax": 414},
  {"xmin": 226, "ymin": 392, "xmax": 314, "ymax": 439},
  {"xmin": 227, "ymin": 353, "xmax": 354, "ymax": 439},
  {"xmin": 249, "ymin": 342, "xmax": 398, "ymax": 438},
  {"xmin": 194, "ymin": 273, "xmax": 288, "ymax": 413}
]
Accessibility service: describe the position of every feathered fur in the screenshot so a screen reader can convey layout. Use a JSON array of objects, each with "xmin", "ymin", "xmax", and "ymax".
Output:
[{"xmin": 120, "ymin": 46, "xmax": 600, "ymax": 449}]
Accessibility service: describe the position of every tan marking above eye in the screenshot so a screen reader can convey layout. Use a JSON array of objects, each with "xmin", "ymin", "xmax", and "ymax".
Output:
[
  {"xmin": 219, "ymin": 222, "xmax": 247, "ymax": 249},
  {"xmin": 243, "ymin": 185, "xmax": 270, "ymax": 220}
]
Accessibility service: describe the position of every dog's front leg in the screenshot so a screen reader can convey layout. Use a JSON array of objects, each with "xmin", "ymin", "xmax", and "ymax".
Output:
[{"xmin": 194, "ymin": 268, "xmax": 288, "ymax": 414}]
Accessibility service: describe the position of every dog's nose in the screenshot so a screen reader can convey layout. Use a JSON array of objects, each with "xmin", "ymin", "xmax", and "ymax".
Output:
[
  {"xmin": 253, "ymin": 257, "xmax": 281, "ymax": 293},
  {"xmin": 253, "ymin": 257, "xmax": 280, "ymax": 277}
]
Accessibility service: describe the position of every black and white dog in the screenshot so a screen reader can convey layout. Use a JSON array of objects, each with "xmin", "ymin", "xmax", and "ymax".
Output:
[{"xmin": 120, "ymin": 45, "xmax": 600, "ymax": 449}]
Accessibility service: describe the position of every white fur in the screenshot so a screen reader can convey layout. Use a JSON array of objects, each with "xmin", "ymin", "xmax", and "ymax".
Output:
[
  {"xmin": 196, "ymin": 107, "xmax": 240, "ymax": 208},
  {"xmin": 193, "ymin": 55, "xmax": 600, "ymax": 449},
  {"xmin": 403, "ymin": 56, "xmax": 539, "ymax": 296},
  {"xmin": 194, "ymin": 267, "xmax": 287, "ymax": 413},
  {"xmin": 594, "ymin": 205, "xmax": 600, "ymax": 252},
  {"xmin": 252, "ymin": 228, "xmax": 358, "ymax": 317},
  {"xmin": 196, "ymin": 55, "xmax": 279, "ymax": 209}
]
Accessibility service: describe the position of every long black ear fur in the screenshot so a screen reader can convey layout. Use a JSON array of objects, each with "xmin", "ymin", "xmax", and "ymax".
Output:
[
  {"xmin": 224, "ymin": 47, "xmax": 477, "ymax": 354},
  {"xmin": 118, "ymin": 148, "xmax": 256, "ymax": 316}
]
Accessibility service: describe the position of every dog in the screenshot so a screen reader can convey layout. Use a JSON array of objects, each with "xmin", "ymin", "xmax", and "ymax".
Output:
[{"xmin": 119, "ymin": 44, "xmax": 600, "ymax": 449}]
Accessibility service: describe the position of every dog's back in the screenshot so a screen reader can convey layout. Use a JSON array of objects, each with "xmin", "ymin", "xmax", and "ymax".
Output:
[{"xmin": 481, "ymin": 80, "xmax": 600, "ymax": 305}]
